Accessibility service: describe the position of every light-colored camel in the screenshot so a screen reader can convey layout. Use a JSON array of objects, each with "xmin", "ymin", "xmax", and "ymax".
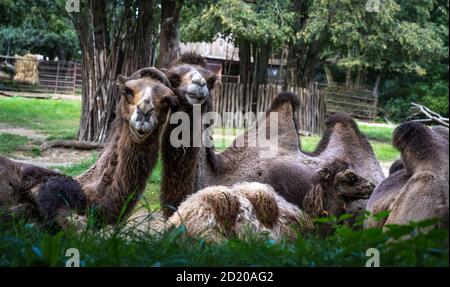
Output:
[
  {"xmin": 365, "ymin": 123, "xmax": 449, "ymax": 229},
  {"xmin": 160, "ymin": 53, "xmax": 384, "ymax": 219},
  {"xmin": 76, "ymin": 67, "xmax": 175, "ymax": 224}
]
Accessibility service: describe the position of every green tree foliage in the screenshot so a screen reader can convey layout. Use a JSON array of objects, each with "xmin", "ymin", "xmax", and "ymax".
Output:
[
  {"xmin": 0, "ymin": 0, "xmax": 79, "ymax": 60},
  {"xmin": 181, "ymin": 0, "xmax": 294, "ymax": 48}
]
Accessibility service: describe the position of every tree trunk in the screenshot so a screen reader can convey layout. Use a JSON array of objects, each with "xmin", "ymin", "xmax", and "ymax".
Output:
[
  {"xmin": 73, "ymin": 0, "xmax": 156, "ymax": 142},
  {"xmin": 286, "ymin": 0, "xmax": 333, "ymax": 87},
  {"xmin": 238, "ymin": 39, "xmax": 253, "ymax": 85},
  {"xmin": 255, "ymin": 43, "xmax": 270, "ymax": 86},
  {"xmin": 157, "ymin": 0, "xmax": 184, "ymax": 68}
]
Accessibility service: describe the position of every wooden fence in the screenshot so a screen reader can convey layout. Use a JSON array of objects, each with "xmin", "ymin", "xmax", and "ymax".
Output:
[
  {"xmin": 319, "ymin": 83, "xmax": 378, "ymax": 121},
  {"xmin": 0, "ymin": 55, "xmax": 82, "ymax": 95},
  {"xmin": 212, "ymin": 82, "xmax": 326, "ymax": 134}
]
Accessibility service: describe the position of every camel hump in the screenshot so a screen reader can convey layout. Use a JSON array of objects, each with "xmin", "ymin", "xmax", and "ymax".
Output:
[
  {"xmin": 169, "ymin": 52, "xmax": 207, "ymax": 68},
  {"xmin": 393, "ymin": 122, "xmax": 447, "ymax": 159},
  {"xmin": 432, "ymin": 125, "xmax": 449, "ymax": 142},
  {"xmin": 325, "ymin": 113, "xmax": 358, "ymax": 130},
  {"xmin": 269, "ymin": 92, "xmax": 300, "ymax": 113}
]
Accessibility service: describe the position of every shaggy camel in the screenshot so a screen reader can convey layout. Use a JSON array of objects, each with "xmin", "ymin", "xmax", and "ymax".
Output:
[
  {"xmin": 76, "ymin": 67, "xmax": 175, "ymax": 224},
  {"xmin": 167, "ymin": 159, "xmax": 374, "ymax": 241},
  {"xmin": 160, "ymin": 53, "xmax": 384, "ymax": 218},
  {"xmin": 0, "ymin": 156, "xmax": 86, "ymax": 229},
  {"xmin": 365, "ymin": 123, "xmax": 449, "ymax": 229}
]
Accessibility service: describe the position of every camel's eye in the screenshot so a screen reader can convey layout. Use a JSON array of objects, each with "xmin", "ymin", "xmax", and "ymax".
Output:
[
  {"xmin": 124, "ymin": 87, "xmax": 134, "ymax": 99},
  {"xmin": 345, "ymin": 172, "xmax": 358, "ymax": 184}
]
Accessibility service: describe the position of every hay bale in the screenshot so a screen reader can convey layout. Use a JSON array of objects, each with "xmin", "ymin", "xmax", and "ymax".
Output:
[{"xmin": 13, "ymin": 54, "xmax": 39, "ymax": 84}]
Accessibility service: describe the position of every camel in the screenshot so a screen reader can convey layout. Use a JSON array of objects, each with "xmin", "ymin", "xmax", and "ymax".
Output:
[
  {"xmin": 166, "ymin": 159, "xmax": 375, "ymax": 242},
  {"xmin": 365, "ymin": 122, "xmax": 449, "ymax": 229},
  {"xmin": 0, "ymin": 156, "xmax": 86, "ymax": 229},
  {"xmin": 76, "ymin": 67, "xmax": 175, "ymax": 224},
  {"xmin": 160, "ymin": 52, "xmax": 384, "ymax": 219}
]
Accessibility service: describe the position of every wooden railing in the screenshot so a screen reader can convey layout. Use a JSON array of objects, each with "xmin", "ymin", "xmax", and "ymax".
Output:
[{"xmin": 318, "ymin": 83, "xmax": 378, "ymax": 121}]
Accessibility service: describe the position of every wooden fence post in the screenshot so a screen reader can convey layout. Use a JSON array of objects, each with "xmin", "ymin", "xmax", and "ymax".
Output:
[{"xmin": 54, "ymin": 61, "xmax": 60, "ymax": 94}]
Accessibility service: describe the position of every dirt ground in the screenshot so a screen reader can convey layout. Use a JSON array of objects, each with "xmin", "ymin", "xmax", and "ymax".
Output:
[{"xmin": 0, "ymin": 122, "xmax": 94, "ymax": 168}]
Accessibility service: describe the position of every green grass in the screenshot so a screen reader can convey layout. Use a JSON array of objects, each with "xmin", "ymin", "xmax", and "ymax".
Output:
[
  {"xmin": 358, "ymin": 122, "xmax": 396, "ymax": 143},
  {"xmin": 0, "ymin": 214, "xmax": 447, "ymax": 267},
  {"xmin": 0, "ymin": 133, "xmax": 40, "ymax": 157},
  {"xmin": 0, "ymin": 96, "xmax": 80, "ymax": 139},
  {"xmin": 57, "ymin": 154, "xmax": 98, "ymax": 177}
]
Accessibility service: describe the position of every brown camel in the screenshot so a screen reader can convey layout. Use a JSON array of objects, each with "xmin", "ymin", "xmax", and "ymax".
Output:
[
  {"xmin": 76, "ymin": 67, "xmax": 175, "ymax": 224},
  {"xmin": 365, "ymin": 123, "xmax": 449, "ymax": 229},
  {"xmin": 166, "ymin": 159, "xmax": 375, "ymax": 242},
  {"xmin": 0, "ymin": 156, "xmax": 86, "ymax": 229},
  {"xmin": 160, "ymin": 53, "xmax": 384, "ymax": 218}
]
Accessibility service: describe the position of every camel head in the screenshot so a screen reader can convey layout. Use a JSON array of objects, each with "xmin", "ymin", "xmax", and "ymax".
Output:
[
  {"xmin": 163, "ymin": 52, "xmax": 217, "ymax": 108},
  {"xmin": 304, "ymin": 160, "xmax": 375, "ymax": 219},
  {"xmin": 116, "ymin": 67, "xmax": 174, "ymax": 141}
]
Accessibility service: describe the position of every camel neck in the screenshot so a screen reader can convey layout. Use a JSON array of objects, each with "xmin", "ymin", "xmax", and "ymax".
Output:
[
  {"xmin": 160, "ymin": 107, "xmax": 206, "ymax": 217},
  {"xmin": 90, "ymin": 120, "xmax": 161, "ymax": 223}
]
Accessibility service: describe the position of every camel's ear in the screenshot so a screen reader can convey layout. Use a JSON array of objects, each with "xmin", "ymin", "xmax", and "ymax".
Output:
[
  {"xmin": 317, "ymin": 168, "xmax": 332, "ymax": 181},
  {"xmin": 162, "ymin": 94, "xmax": 180, "ymax": 110},
  {"xmin": 207, "ymin": 74, "xmax": 218, "ymax": 90},
  {"xmin": 166, "ymin": 70, "xmax": 182, "ymax": 88},
  {"xmin": 116, "ymin": 75, "xmax": 128, "ymax": 87},
  {"xmin": 139, "ymin": 67, "xmax": 172, "ymax": 88}
]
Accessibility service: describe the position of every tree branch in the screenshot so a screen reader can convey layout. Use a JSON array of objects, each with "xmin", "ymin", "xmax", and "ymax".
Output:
[{"xmin": 410, "ymin": 103, "xmax": 449, "ymax": 127}]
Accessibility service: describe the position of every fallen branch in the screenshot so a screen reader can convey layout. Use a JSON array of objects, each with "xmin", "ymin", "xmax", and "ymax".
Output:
[
  {"xmin": 0, "ymin": 91, "xmax": 51, "ymax": 100},
  {"xmin": 41, "ymin": 140, "xmax": 105, "ymax": 151},
  {"xmin": 410, "ymin": 103, "xmax": 449, "ymax": 127}
]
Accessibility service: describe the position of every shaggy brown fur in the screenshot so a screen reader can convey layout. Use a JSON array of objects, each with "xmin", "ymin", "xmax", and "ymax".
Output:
[
  {"xmin": 160, "ymin": 53, "xmax": 383, "ymax": 220},
  {"xmin": 0, "ymin": 156, "xmax": 86, "ymax": 228},
  {"xmin": 166, "ymin": 182, "xmax": 313, "ymax": 242},
  {"xmin": 76, "ymin": 67, "xmax": 175, "ymax": 224},
  {"xmin": 366, "ymin": 123, "xmax": 449, "ymax": 228}
]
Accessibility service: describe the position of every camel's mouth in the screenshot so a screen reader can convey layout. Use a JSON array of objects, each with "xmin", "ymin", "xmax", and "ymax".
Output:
[
  {"xmin": 185, "ymin": 85, "xmax": 209, "ymax": 105},
  {"xmin": 129, "ymin": 124, "xmax": 154, "ymax": 141},
  {"xmin": 336, "ymin": 185, "xmax": 373, "ymax": 201}
]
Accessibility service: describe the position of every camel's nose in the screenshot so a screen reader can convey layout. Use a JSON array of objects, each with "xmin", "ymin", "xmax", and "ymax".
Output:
[
  {"xmin": 191, "ymin": 71, "xmax": 206, "ymax": 87},
  {"xmin": 138, "ymin": 87, "xmax": 154, "ymax": 115}
]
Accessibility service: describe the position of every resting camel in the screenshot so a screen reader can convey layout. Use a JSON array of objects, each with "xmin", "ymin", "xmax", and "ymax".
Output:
[
  {"xmin": 76, "ymin": 67, "xmax": 175, "ymax": 224},
  {"xmin": 160, "ymin": 52, "xmax": 384, "ymax": 219},
  {"xmin": 0, "ymin": 156, "xmax": 86, "ymax": 229},
  {"xmin": 366, "ymin": 123, "xmax": 449, "ymax": 229},
  {"xmin": 166, "ymin": 159, "xmax": 374, "ymax": 241}
]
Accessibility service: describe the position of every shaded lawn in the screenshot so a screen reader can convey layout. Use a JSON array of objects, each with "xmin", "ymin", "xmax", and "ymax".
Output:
[{"xmin": 0, "ymin": 96, "xmax": 81, "ymax": 140}]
